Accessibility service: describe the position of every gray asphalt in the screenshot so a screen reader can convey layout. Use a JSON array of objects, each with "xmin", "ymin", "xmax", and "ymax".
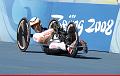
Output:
[{"xmin": 0, "ymin": 41, "xmax": 120, "ymax": 74}]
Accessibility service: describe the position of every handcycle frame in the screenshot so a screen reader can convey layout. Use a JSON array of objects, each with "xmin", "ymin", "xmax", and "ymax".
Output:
[{"xmin": 17, "ymin": 17, "xmax": 88, "ymax": 57}]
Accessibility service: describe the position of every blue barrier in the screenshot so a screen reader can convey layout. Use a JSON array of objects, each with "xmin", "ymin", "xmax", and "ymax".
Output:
[{"xmin": 0, "ymin": 0, "xmax": 119, "ymax": 52}]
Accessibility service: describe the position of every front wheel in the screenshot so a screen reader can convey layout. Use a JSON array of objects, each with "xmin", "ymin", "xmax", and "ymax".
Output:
[
  {"xmin": 17, "ymin": 17, "xmax": 31, "ymax": 52},
  {"xmin": 80, "ymin": 40, "xmax": 88, "ymax": 53}
]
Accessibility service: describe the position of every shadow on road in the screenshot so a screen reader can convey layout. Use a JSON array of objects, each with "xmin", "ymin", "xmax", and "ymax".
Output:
[
  {"xmin": 24, "ymin": 51, "xmax": 45, "ymax": 53},
  {"xmin": 75, "ymin": 55, "xmax": 102, "ymax": 59},
  {"xmin": 24, "ymin": 50, "xmax": 102, "ymax": 60}
]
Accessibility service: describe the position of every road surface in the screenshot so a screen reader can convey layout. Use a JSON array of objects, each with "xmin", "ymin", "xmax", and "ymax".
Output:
[{"xmin": 0, "ymin": 42, "xmax": 120, "ymax": 74}]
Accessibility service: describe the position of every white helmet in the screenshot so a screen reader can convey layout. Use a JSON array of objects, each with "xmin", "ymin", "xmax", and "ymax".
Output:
[{"xmin": 29, "ymin": 17, "xmax": 40, "ymax": 26}]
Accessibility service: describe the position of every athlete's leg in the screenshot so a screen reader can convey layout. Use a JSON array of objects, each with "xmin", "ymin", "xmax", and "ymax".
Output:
[{"xmin": 33, "ymin": 28, "xmax": 54, "ymax": 44}]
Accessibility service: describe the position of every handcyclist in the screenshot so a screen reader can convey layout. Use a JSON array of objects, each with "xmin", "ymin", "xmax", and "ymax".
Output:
[{"xmin": 29, "ymin": 17, "xmax": 78, "ymax": 54}]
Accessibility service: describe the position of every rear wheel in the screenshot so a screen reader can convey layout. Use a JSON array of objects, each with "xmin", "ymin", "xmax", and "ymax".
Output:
[
  {"xmin": 48, "ymin": 19, "xmax": 60, "ymax": 32},
  {"xmin": 17, "ymin": 17, "xmax": 31, "ymax": 52},
  {"xmin": 66, "ymin": 22, "xmax": 79, "ymax": 57}
]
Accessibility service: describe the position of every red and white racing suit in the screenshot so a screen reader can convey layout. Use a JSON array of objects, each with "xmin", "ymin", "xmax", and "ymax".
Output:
[{"xmin": 33, "ymin": 29, "xmax": 66, "ymax": 50}]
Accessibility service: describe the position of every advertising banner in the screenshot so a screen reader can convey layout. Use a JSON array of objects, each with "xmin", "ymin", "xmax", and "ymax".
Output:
[{"xmin": 48, "ymin": 2, "xmax": 119, "ymax": 51}]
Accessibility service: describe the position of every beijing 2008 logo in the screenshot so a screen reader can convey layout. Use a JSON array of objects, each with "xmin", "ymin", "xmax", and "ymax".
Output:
[{"xmin": 51, "ymin": 14, "xmax": 114, "ymax": 36}]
